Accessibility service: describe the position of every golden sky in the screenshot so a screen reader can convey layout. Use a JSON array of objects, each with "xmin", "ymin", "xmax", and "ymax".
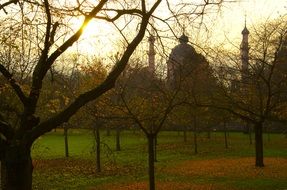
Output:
[
  {"xmin": 71, "ymin": 0, "xmax": 287, "ymax": 58},
  {"xmin": 211, "ymin": 0, "xmax": 287, "ymax": 46}
]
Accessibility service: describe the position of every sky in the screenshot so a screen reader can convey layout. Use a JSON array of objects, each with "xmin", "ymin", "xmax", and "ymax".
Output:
[
  {"xmin": 71, "ymin": 0, "xmax": 287, "ymax": 59},
  {"xmin": 210, "ymin": 0, "xmax": 287, "ymax": 47}
]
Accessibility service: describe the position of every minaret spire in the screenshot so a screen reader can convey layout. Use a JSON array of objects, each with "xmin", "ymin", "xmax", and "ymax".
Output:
[
  {"xmin": 182, "ymin": 23, "xmax": 186, "ymax": 35},
  {"xmin": 241, "ymin": 14, "xmax": 249, "ymax": 83},
  {"xmin": 148, "ymin": 26, "xmax": 156, "ymax": 74},
  {"xmin": 244, "ymin": 13, "xmax": 247, "ymax": 28}
]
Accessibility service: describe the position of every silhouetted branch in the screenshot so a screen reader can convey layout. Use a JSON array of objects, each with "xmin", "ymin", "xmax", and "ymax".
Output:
[
  {"xmin": 0, "ymin": 114, "xmax": 14, "ymax": 139},
  {"xmin": 29, "ymin": 6, "xmax": 157, "ymax": 143},
  {"xmin": 0, "ymin": 63, "xmax": 28, "ymax": 105},
  {"xmin": 0, "ymin": 0, "xmax": 18, "ymax": 14}
]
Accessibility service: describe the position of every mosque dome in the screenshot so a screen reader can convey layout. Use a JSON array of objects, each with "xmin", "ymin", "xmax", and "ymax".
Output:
[
  {"xmin": 168, "ymin": 34, "xmax": 198, "ymax": 65},
  {"xmin": 167, "ymin": 33, "xmax": 208, "ymax": 86}
]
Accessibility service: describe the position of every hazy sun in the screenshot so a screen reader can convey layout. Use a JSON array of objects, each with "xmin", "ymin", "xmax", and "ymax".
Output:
[{"xmin": 71, "ymin": 18, "xmax": 117, "ymax": 56}]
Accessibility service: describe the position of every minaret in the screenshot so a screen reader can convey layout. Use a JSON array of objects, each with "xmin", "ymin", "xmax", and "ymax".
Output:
[
  {"xmin": 240, "ymin": 16, "xmax": 249, "ymax": 83},
  {"xmin": 148, "ymin": 33, "xmax": 155, "ymax": 74}
]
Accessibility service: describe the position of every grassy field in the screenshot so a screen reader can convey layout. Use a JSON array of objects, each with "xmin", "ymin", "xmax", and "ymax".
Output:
[{"xmin": 32, "ymin": 129, "xmax": 287, "ymax": 190}]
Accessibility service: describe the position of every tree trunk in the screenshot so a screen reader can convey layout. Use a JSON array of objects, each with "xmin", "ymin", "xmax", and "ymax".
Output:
[
  {"xmin": 106, "ymin": 128, "xmax": 111, "ymax": 136},
  {"xmin": 116, "ymin": 128, "xmax": 121, "ymax": 151},
  {"xmin": 0, "ymin": 160, "xmax": 4, "ymax": 189},
  {"xmin": 254, "ymin": 123, "xmax": 264, "ymax": 167},
  {"xmin": 183, "ymin": 127, "xmax": 187, "ymax": 142},
  {"xmin": 1, "ymin": 147, "xmax": 33, "ymax": 190},
  {"xmin": 147, "ymin": 134, "xmax": 155, "ymax": 190},
  {"xmin": 207, "ymin": 129, "xmax": 211, "ymax": 139},
  {"xmin": 64, "ymin": 125, "xmax": 69, "ymax": 158},
  {"xmin": 0, "ymin": 161, "xmax": 1, "ymax": 187},
  {"xmin": 154, "ymin": 134, "xmax": 157, "ymax": 162},
  {"xmin": 193, "ymin": 116, "xmax": 198, "ymax": 154},
  {"xmin": 248, "ymin": 123, "xmax": 252, "ymax": 145},
  {"xmin": 224, "ymin": 121, "xmax": 228, "ymax": 149},
  {"xmin": 93, "ymin": 126, "xmax": 101, "ymax": 172}
]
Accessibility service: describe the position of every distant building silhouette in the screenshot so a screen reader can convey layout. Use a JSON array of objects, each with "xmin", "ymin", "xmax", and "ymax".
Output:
[
  {"xmin": 230, "ymin": 18, "xmax": 250, "ymax": 92},
  {"xmin": 148, "ymin": 33, "xmax": 156, "ymax": 75},
  {"xmin": 166, "ymin": 33, "xmax": 209, "ymax": 88},
  {"xmin": 240, "ymin": 18, "xmax": 250, "ymax": 85}
]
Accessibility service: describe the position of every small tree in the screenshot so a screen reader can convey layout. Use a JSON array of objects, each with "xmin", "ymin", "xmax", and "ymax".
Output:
[{"xmin": 118, "ymin": 66, "xmax": 181, "ymax": 190}]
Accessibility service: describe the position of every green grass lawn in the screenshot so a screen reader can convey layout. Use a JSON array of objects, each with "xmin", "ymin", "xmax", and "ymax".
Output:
[{"xmin": 31, "ymin": 129, "xmax": 287, "ymax": 189}]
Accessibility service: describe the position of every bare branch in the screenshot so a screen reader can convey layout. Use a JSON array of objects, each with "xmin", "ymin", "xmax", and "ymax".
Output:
[
  {"xmin": 49, "ymin": 22, "xmax": 59, "ymax": 45},
  {"xmin": 0, "ymin": 63, "xmax": 28, "ymax": 105},
  {"xmin": 141, "ymin": 0, "xmax": 146, "ymax": 13},
  {"xmin": 119, "ymin": 91, "xmax": 149, "ymax": 135},
  {"xmin": 28, "ymin": 7, "xmax": 157, "ymax": 143},
  {"xmin": 28, "ymin": 0, "xmax": 108, "ymax": 114},
  {"xmin": 0, "ymin": 114, "xmax": 14, "ymax": 139},
  {"xmin": 94, "ymin": 9, "xmax": 143, "ymax": 22},
  {"xmin": 0, "ymin": 0, "xmax": 18, "ymax": 13},
  {"xmin": 43, "ymin": 0, "xmax": 52, "ymax": 52}
]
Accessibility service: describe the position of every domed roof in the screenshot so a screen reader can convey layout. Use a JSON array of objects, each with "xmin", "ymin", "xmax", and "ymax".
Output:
[
  {"xmin": 168, "ymin": 34, "xmax": 198, "ymax": 65},
  {"xmin": 167, "ymin": 33, "xmax": 211, "ymax": 87}
]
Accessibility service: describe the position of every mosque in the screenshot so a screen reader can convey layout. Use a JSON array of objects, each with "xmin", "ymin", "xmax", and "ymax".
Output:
[
  {"xmin": 130, "ymin": 21, "xmax": 287, "ymax": 132},
  {"xmin": 147, "ymin": 23, "xmax": 250, "ymax": 88},
  {"xmin": 146, "ymin": 18, "xmax": 287, "ymax": 96},
  {"xmin": 147, "ymin": 34, "xmax": 210, "ymax": 92}
]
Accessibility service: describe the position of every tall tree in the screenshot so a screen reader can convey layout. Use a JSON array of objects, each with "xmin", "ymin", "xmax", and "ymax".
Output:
[
  {"xmin": 199, "ymin": 16, "xmax": 287, "ymax": 167},
  {"xmin": 0, "ymin": 1, "xmax": 162, "ymax": 189},
  {"xmin": 0, "ymin": 0, "xmax": 225, "ymax": 188}
]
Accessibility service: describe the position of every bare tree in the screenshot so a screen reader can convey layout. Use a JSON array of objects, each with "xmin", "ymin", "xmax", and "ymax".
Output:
[
  {"xmin": 0, "ymin": 0, "xmax": 226, "ymax": 188},
  {"xmin": 116, "ymin": 64, "xmax": 182, "ymax": 190},
  {"xmin": 197, "ymin": 16, "xmax": 287, "ymax": 167},
  {"xmin": 0, "ymin": 1, "xmax": 162, "ymax": 189}
]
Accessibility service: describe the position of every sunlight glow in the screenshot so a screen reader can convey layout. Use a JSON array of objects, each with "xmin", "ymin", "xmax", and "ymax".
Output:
[
  {"xmin": 68, "ymin": 0, "xmax": 287, "ymax": 59},
  {"xmin": 70, "ymin": 18, "xmax": 119, "ymax": 58}
]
